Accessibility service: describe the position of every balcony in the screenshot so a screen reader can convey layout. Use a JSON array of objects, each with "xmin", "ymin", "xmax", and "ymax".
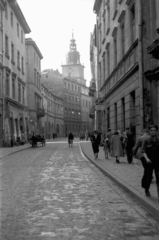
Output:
[{"xmin": 37, "ymin": 107, "xmax": 45, "ymax": 118}]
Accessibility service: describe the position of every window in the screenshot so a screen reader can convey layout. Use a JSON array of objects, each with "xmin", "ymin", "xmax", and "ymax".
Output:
[
  {"xmin": 130, "ymin": 4, "xmax": 135, "ymax": 43},
  {"xmin": 107, "ymin": 107, "xmax": 110, "ymax": 129},
  {"xmin": 114, "ymin": 36, "xmax": 117, "ymax": 67},
  {"xmin": 22, "ymin": 86, "xmax": 25, "ymax": 104},
  {"xmin": 10, "ymin": 11, "xmax": 13, "ymax": 27},
  {"xmin": 72, "ymin": 96, "xmax": 74, "ymax": 104},
  {"xmin": 121, "ymin": 22, "xmax": 125, "ymax": 57},
  {"xmin": 18, "ymin": 82, "xmax": 21, "ymax": 102},
  {"xmin": 21, "ymin": 30, "xmax": 23, "ymax": 44},
  {"xmin": 103, "ymin": 52, "xmax": 106, "ymax": 82},
  {"xmin": 17, "ymin": 23, "xmax": 19, "ymax": 37},
  {"xmin": 107, "ymin": 44, "xmax": 110, "ymax": 76},
  {"xmin": 5, "ymin": 5, "xmax": 8, "ymax": 19},
  {"xmin": 17, "ymin": 51, "xmax": 20, "ymax": 70},
  {"xmin": 34, "ymin": 69, "xmax": 36, "ymax": 84},
  {"xmin": 78, "ymin": 86, "xmax": 80, "ymax": 93},
  {"xmin": 11, "ymin": 43, "xmax": 14, "ymax": 63},
  {"xmin": 6, "ymin": 71, "xmax": 10, "ymax": 96},
  {"xmin": 12, "ymin": 75, "xmax": 15, "ymax": 99},
  {"xmin": 68, "ymin": 83, "xmax": 70, "ymax": 90},
  {"xmin": 114, "ymin": 103, "xmax": 117, "ymax": 130},
  {"xmin": 75, "ymin": 85, "xmax": 77, "ymax": 92},
  {"xmin": 21, "ymin": 56, "xmax": 24, "ymax": 73},
  {"xmin": 121, "ymin": 98, "xmax": 125, "ymax": 130},
  {"xmin": 5, "ymin": 35, "xmax": 9, "ymax": 57},
  {"xmin": 64, "ymin": 82, "xmax": 66, "ymax": 88}
]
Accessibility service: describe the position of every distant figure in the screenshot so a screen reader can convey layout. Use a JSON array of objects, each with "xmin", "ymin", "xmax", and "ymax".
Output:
[
  {"xmin": 125, "ymin": 127, "xmax": 134, "ymax": 164},
  {"xmin": 110, "ymin": 131, "xmax": 123, "ymax": 163},
  {"xmin": 68, "ymin": 132, "xmax": 74, "ymax": 147},
  {"xmin": 106, "ymin": 128, "xmax": 113, "ymax": 157},
  {"xmin": 103, "ymin": 137, "xmax": 109, "ymax": 159},
  {"xmin": 91, "ymin": 130, "xmax": 101, "ymax": 160}
]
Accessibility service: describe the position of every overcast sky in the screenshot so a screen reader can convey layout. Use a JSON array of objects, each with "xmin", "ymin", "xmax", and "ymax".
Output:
[{"xmin": 17, "ymin": 0, "xmax": 96, "ymax": 86}]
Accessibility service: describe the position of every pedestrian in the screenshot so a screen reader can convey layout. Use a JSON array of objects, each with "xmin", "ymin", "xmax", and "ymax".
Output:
[
  {"xmin": 141, "ymin": 124, "xmax": 159, "ymax": 200},
  {"xmin": 133, "ymin": 129, "xmax": 149, "ymax": 160},
  {"xmin": 106, "ymin": 128, "xmax": 113, "ymax": 157},
  {"xmin": 68, "ymin": 132, "xmax": 74, "ymax": 147},
  {"xmin": 91, "ymin": 130, "xmax": 101, "ymax": 160},
  {"xmin": 110, "ymin": 131, "xmax": 123, "ymax": 163},
  {"xmin": 103, "ymin": 137, "xmax": 109, "ymax": 159},
  {"xmin": 125, "ymin": 127, "xmax": 134, "ymax": 163}
]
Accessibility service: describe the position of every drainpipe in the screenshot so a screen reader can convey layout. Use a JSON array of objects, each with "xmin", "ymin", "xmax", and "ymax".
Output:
[{"xmin": 138, "ymin": 0, "xmax": 144, "ymax": 131}]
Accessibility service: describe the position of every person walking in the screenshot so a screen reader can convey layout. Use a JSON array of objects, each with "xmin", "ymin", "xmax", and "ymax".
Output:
[
  {"xmin": 125, "ymin": 127, "xmax": 134, "ymax": 164},
  {"xmin": 110, "ymin": 131, "xmax": 123, "ymax": 163},
  {"xmin": 68, "ymin": 132, "xmax": 74, "ymax": 147},
  {"xmin": 133, "ymin": 129, "xmax": 149, "ymax": 160},
  {"xmin": 91, "ymin": 130, "xmax": 101, "ymax": 160},
  {"xmin": 142, "ymin": 125, "xmax": 159, "ymax": 200},
  {"xmin": 106, "ymin": 128, "xmax": 113, "ymax": 158},
  {"xmin": 103, "ymin": 137, "xmax": 109, "ymax": 159}
]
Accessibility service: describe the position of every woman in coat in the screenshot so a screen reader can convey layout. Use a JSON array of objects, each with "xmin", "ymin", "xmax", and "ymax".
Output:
[
  {"xmin": 68, "ymin": 132, "xmax": 74, "ymax": 147},
  {"xmin": 111, "ymin": 131, "xmax": 123, "ymax": 163},
  {"xmin": 91, "ymin": 130, "xmax": 101, "ymax": 159}
]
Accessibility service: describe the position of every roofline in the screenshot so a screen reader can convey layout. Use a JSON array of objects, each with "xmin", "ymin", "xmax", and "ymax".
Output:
[
  {"xmin": 93, "ymin": 0, "xmax": 102, "ymax": 14},
  {"xmin": 8, "ymin": 0, "xmax": 31, "ymax": 33},
  {"xmin": 25, "ymin": 38, "xmax": 43, "ymax": 59}
]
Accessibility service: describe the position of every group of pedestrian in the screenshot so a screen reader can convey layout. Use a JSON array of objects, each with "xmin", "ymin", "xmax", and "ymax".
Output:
[{"xmin": 90, "ymin": 124, "xmax": 159, "ymax": 201}]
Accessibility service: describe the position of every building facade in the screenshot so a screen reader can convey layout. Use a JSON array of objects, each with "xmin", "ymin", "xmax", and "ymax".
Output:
[
  {"xmin": 93, "ymin": 0, "xmax": 159, "ymax": 139},
  {"xmin": 62, "ymin": 34, "xmax": 93, "ymax": 136},
  {"xmin": 25, "ymin": 38, "xmax": 44, "ymax": 135},
  {"xmin": 63, "ymin": 77, "xmax": 82, "ymax": 136},
  {"xmin": 2, "ymin": 0, "xmax": 30, "ymax": 146},
  {"xmin": 41, "ymin": 84, "xmax": 64, "ymax": 138},
  {"xmin": 0, "ymin": 0, "xmax": 6, "ymax": 147}
]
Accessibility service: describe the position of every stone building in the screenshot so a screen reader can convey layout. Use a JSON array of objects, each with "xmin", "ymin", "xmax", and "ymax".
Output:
[
  {"xmin": 0, "ymin": 0, "xmax": 6, "ymax": 147},
  {"xmin": 2, "ymin": 0, "xmax": 30, "ymax": 146},
  {"xmin": 92, "ymin": 0, "xmax": 159, "ymax": 139},
  {"xmin": 41, "ymin": 84, "xmax": 64, "ymax": 138},
  {"xmin": 25, "ymin": 38, "xmax": 44, "ymax": 135},
  {"xmin": 62, "ymin": 34, "xmax": 93, "ymax": 136},
  {"xmin": 63, "ymin": 77, "xmax": 82, "ymax": 136}
]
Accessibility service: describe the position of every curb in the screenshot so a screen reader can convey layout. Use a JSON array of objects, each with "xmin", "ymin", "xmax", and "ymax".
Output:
[
  {"xmin": 80, "ymin": 143, "xmax": 159, "ymax": 220},
  {"xmin": 0, "ymin": 145, "xmax": 31, "ymax": 159}
]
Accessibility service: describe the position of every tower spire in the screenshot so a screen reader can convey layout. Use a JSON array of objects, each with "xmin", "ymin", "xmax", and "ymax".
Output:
[{"xmin": 72, "ymin": 28, "xmax": 74, "ymax": 39}]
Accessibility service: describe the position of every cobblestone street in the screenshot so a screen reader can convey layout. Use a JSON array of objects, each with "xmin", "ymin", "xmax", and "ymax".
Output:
[{"xmin": 1, "ymin": 142, "xmax": 159, "ymax": 239}]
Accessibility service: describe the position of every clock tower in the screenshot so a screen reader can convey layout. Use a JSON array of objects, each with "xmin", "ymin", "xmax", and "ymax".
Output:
[{"xmin": 61, "ymin": 33, "xmax": 86, "ymax": 86}]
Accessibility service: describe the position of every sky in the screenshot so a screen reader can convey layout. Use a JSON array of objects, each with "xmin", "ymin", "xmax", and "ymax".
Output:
[{"xmin": 17, "ymin": 0, "xmax": 96, "ymax": 86}]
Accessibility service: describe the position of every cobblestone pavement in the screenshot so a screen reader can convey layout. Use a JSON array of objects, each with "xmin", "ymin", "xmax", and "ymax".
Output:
[{"xmin": 1, "ymin": 142, "xmax": 159, "ymax": 239}]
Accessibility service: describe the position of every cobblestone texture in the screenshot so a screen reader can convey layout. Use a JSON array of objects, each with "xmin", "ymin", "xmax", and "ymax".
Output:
[{"xmin": 1, "ymin": 143, "xmax": 159, "ymax": 239}]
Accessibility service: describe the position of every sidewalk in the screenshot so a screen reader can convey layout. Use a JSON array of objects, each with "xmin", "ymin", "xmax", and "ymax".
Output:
[
  {"xmin": 80, "ymin": 141, "xmax": 159, "ymax": 219},
  {"xmin": 0, "ymin": 143, "xmax": 31, "ymax": 159}
]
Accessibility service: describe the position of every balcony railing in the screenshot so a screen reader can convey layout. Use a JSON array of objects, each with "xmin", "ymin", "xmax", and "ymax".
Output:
[{"xmin": 37, "ymin": 107, "xmax": 45, "ymax": 118}]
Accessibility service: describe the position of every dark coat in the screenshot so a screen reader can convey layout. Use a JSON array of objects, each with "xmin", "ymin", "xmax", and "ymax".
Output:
[
  {"xmin": 91, "ymin": 134, "xmax": 101, "ymax": 154},
  {"xmin": 125, "ymin": 132, "xmax": 134, "ymax": 149}
]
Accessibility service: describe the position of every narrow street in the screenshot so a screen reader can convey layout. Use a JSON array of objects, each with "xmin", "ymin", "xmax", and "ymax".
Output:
[{"xmin": 1, "ymin": 141, "xmax": 159, "ymax": 240}]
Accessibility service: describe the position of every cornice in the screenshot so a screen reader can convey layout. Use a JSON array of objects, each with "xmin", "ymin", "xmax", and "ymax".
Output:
[
  {"xmin": 93, "ymin": 0, "xmax": 102, "ymax": 14},
  {"xmin": 25, "ymin": 38, "xmax": 43, "ymax": 59},
  {"xmin": 9, "ymin": 0, "xmax": 31, "ymax": 33}
]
